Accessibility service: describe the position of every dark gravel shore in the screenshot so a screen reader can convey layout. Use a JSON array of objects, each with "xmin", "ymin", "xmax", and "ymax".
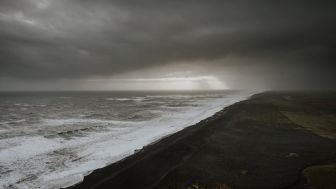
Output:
[{"xmin": 67, "ymin": 92, "xmax": 336, "ymax": 189}]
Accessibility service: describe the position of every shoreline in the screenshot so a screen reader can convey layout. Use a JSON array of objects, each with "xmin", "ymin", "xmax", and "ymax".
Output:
[
  {"xmin": 48, "ymin": 92, "xmax": 254, "ymax": 189},
  {"xmin": 64, "ymin": 95, "xmax": 252, "ymax": 189},
  {"xmin": 62, "ymin": 93, "xmax": 254, "ymax": 188},
  {"xmin": 67, "ymin": 92, "xmax": 336, "ymax": 189}
]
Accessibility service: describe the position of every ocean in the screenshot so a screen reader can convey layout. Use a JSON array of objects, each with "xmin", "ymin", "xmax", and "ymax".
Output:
[{"xmin": 0, "ymin": 90, "xmax": 253, "ymax": 189}]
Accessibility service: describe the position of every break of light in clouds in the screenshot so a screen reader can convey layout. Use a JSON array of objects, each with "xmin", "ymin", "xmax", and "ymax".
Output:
[
  {"xmin": 88, "ymin": 76, "xmax": 228, "ymax": 91},
  {"xmin": 0, "ymin": 0, "xmax": 336, "ymax": 91}
]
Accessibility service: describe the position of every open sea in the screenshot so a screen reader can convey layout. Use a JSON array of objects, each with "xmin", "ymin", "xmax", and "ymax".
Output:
[{"xmin": 0, "ymin": 90, "xmax": 253, "ymax": 189}]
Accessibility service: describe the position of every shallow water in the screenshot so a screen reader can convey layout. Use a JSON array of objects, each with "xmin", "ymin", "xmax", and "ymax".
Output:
[{"xmin": 0, "ymin": 91, "xmax": 253, "ymax": 189}]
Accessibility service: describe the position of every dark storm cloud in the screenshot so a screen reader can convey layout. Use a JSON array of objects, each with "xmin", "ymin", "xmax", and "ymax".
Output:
[{"xmin": 0, "ymin": 0, "xmax": 336, "ymax": 89}]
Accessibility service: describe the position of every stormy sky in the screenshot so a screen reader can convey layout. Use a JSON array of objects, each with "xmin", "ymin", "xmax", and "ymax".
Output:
[{"xmin": 0, "ymin": 0, "xmax": 335, "ymax": 91}]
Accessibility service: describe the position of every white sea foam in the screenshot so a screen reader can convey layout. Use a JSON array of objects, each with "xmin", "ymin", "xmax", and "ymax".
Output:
[
  {"xmin": 105, "ymin": 97, "xmax": 146, "ymax": 102},
  {"xmin": 42, "ymin": 118, "xmax": 137, "ymax": 127},
  {"xmin": 0, "ymin": 91, "xmax": 255, "ymax": 189},
  {"xmin": 0, "ymin": 119, "xmax": 26, "ymax": 125},
  {"xmin": 14, "ymin": 103, "xmax": 46, "ymax": 107}
]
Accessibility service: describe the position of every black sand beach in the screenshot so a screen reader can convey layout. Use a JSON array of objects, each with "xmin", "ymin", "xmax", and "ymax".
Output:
[{"xmin": 68, "ymin": 92, "xmax": 336, "ymax": 189}]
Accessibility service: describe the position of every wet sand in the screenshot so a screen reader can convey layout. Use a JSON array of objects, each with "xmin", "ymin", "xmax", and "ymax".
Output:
[{"xmin": 67, "ymin": 92, "xmax": 336, "ymax": 189}]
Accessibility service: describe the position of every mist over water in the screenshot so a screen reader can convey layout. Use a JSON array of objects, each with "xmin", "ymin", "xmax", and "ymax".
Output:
[{"xmin": 0, "ymin": 91, "xmax": 253, "ymax": 188}]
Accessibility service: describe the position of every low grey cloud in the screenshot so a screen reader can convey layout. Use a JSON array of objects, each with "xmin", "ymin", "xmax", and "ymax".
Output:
[{"xmin": 0, "ymin": 0, "xmax": 336, "ymax": 90}]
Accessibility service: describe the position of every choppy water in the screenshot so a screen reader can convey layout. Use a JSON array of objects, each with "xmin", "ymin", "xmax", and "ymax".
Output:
[{"xmin": 0, "ymin": 91, "xmax": 253, "ymax": 189}]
